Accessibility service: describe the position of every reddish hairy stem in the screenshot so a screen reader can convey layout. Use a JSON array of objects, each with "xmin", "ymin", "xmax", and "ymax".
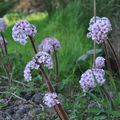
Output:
[
  {"xmin": 49, "ymin": 69, "xmax": 53, "ymax": 81},
  {"xmin": 29, "ymin": 36, "xmax": 37, "ymax": 53},
  {"xmin": 29, "ymin": 37, "xmax": 69, "ymax": 120},
  {"xmin": 1, "ymin": 32, "xmax": 11, "ymax": 84},
  {"xmin": 103, "ymin": 42, "xmax": 112, "ymax": 73},
  {"xmin": 40, "ymin": 65, "xmax": 54, "ymax": 92},
  {"xmin": 101, "ymin": 85, "xmax": 114, "ymax": 110},
  {"xmin": 53, "ymin": 47, "xmax": 60, "ymax": 83},
  {"xmin": 54, "ymin": 104, "xmax": 69, "ymax": 120},
  {"xmin": 0, "ymin": 43, "xmax": 5, "ymax": 56},
  {"xmin": 1, "ymin": 32, "xmax": 8, "ymax": 55},
  {"xmin": 40, "ymin": 66, "xmax": 69, "ymax": 120},
  {"xmin": 107, "ymin": 39, "xmax": 120, "ymax": 73}
]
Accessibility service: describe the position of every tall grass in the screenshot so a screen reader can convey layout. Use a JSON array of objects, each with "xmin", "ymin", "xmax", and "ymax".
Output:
[{"xmin": 4, "ymin": 0, "xmax": 93, "ymax": 82}]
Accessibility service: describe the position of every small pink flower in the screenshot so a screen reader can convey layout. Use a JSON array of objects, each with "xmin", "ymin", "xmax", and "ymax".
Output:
[
  {"xmin": 79, "ymin": 68, "xmax": 105, "ymax": 92},
  {"xmin": 38, "ymin": 37, "xmax": 61, "ymax": 53},
  {"xmin": 12, "ymin": 20, "xmax": 37, "ymax": 45},
  {"xmin": 94, "ymin": 56, "xmax": 105, "ymax": 68},
  {"xmin": 0, "ymin": 18, "xmax": 7, "ymax": 32},
  {"xmin": 24, "ymin": 51, "xmax": 53, "ymax": 81},
  {"xmin": 0, "ymin": 36, "xmax": 8, "ymax": 48},
  {"xmin": 43, "ymin": 92, "xmax": 60, "ymax": 108},
  {"xmin": 87, "ymin": 16, "xmax": 112, "ymax": 44}
]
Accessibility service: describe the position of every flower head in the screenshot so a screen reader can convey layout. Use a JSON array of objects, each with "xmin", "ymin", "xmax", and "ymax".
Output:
[
  {"xmin": 12, "ymin": 20, "xmax": 37, "ymax": 45},
  {"xmin": 89, "ymin": 16, "xmax": 100, "ymax": 26},
  {"xmin": 35, "ymin": 51, "xmax": 53, "ymax": 69},
  {"xmin": 87, "ymin": 16, "xmax": 112, "ymax": 44},
  {"xmin": 94, "ymin": 56, "xmax": 105, "ymax": 68},
  {"xmin": 79, "ymin": 68, "xmax": 105, "ymax": 92},
  {"xmin": 43, "ymin": 92, "xmax": 60, "ymax": 108},
  {"xmin": 24, "ymin": 62, "xmax": 32, "ymax": 81},
  {"xmin": 24, "ymin": 51, "xmax": 53, "ymax": 81},
  {"xmin": 0, "ymin": 36, "xmax": 8, "ymax": 48},
  {"xmin": 0, "ymin": 18, "xmax": 7, "ymax": 32},
  {"xmin": 38, "ymin": 37, "xmax": 61, "ymax": 53}
]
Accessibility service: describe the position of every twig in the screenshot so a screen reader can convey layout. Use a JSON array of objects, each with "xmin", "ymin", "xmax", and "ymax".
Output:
[
  {"xmin": 0, "ymin": 75, "xmax": 29, "ymax": 87},
  {"xmin": 11, "ymin": 92, "xmax": 44, "ymax": 111},
  {"xmin": 93, "ymin": 0, "xmax": 96, "ymax": 61},
  {"xmin": 53, "ymin": 47, "xmax": 60, "ymax": 83},
  {"xmin": 4, "ymin": 112, "xmax": 15, "ymax": 120},
  {"xmin": 13, "ymin": 80, "xmax": 29, "ymax": 87}
]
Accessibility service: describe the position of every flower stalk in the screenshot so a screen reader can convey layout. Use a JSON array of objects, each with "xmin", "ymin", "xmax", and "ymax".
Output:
[
  {"xmin": 0, "ymin": 32, "xmax": 12, "ymax": 84},
  {"xmin": 103, "ymin": 42, "xmax": 112, "ymax": 73},
  {"xmin": 29, "ymin": 37, "xmax": 69, "ymax": 120},
  {"xmin": 93, "ymin": 0, "xmax": 96, "ymax": 61},
  {"xmin": 101, "ymin": 85, "xmax": 114, "ymax": 110},
  {"xmin": 29, "ymin": 36, "xmax": 37, "ymax": 53},
  {"xmin": 107, "ymin": 39, "xmax": 120, "ymax": 73},
  {"xmin": 1, "ymin": 32, "xmax": 8, "ymax": 55},
  {"xmin": 53, "ymin": 47, "xmax": 60, "ymax": 83}
]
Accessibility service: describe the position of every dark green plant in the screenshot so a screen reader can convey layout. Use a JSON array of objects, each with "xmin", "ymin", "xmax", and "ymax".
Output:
[{"xmin": 0, "ymin": 0, "xmax": 16, "ymax": 17}]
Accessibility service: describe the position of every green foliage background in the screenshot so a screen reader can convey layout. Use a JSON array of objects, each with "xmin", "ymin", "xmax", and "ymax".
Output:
[{"xmin": 0, "ymin": 0, "xmax": 120, "ymax": 119}]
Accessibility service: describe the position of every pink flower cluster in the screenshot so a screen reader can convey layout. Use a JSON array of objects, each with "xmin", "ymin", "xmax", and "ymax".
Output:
[
  {"xmin": 38, "ymin": 37, "xmax": 61, "ymax": 53},
  {"xmin": 0, "ymin": 36, "xmax": 8, "ymax": 48},
  {"xmin": 0, "ymin": 18, "xmax": 7, "ymax": 32},
  {"xmin": 79, "ymin": 68, "xmax": 105, "ymax": 92},
  {"xmin": 24, "ymin": 51, "xmax": 53, "ymax": 81},
  {"xmin": 43, "ymin": 92, "xmax": 60, "ymax": 108},
  {"xmin": 94, "ymin": 56, "xmax": 105, "ymax": 68},
  {"xmin": 12, "ymin": 20, "xmax": 37, "ymax": 45},
  {"xmin": 87, "ymin": 16, "xmax": 112, "ymax": 44}
]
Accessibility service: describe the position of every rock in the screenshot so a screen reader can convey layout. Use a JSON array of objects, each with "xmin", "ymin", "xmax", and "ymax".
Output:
[
  {"xmin": 5, "ymin": 106, "xmax": 14, "ymax": 115},
  {"xmin": 20, "ymin": 91, "xmax": 34, "ymax": 100},
  {"xmin": 0, "ymin": 116, "xmax": 4, "ymax": 120},
  {"xmin": 0, "ymin": 92, "xmax": 51, "ymax": 119},
  {"xmin": 87, "ymin": 100, "xmax": 97, "ymax": 108},
  {"xmin": 32, "ymin": 93, "xmax": 44, "ymax": 105},
  {"xmin": 0, "ymin": 111, "xmax": 6, "ymax": 119},
  {"xmin": 13, "ymin": 113, "xmax": 21, "ymax": 120}
]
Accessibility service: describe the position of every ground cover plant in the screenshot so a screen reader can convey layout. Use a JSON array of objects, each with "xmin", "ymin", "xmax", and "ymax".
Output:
[{"xmin": 0, "ymin": 0, "xmax": 120, "ymax": 119}]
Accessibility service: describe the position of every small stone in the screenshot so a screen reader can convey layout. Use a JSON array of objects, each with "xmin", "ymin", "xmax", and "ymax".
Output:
[
  {"xmin": 32, "ymin": 93, "xmax": 44, "ymax": 105},
  {"xmin": 5, "ymin": 106, "xmax": 14, "ymax": 115}
]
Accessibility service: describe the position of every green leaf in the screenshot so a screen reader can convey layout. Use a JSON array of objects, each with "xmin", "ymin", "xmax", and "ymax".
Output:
[{"xmin": 109, "ymin": 111, "xmax": 120, "ymax": 117}]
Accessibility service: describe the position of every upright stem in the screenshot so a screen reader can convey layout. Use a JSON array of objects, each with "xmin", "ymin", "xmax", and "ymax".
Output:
[
  {"xmin": 29, "ymin": 36, "xmax": 37, "ymax": 53},
  {"xmin": 40, "ymin": 66, "xmax": 54, "ymax": 92},
  {"xmin": 93, "ymin": 0, "xmax": 96, "ymax": 61},
  {"xmin": 0, "ymin": 32, "xmax": 11, "ymax": 84},
  {"xmin": 103, "ymin": 42, "xmax": 112, "ymax": 73},
  {"xmin": 49, "ymin": 69, "xmax": 53, "ymax": 81},
  {"xmin": 1, "ymin": 32, "xmax": 8, "ymax": 55},
  {"xmin": 29, "ymin": 37, "xmax": 69, "ymax": 120},
  {"xmin": 93, "ymin": 0, "xmax": 96, "ymax": 18},
  {"xmin": 0, "ymin": 43, "xmax": 5, "ymax": 56},
  {"xmin": 93, "ymin": 42, "xmax": 96, "ymax": 61},
  {"xmin": 101, "ymin": 85, "xmax": 114, "ymax": 110},
  {"xmin": 40, "ymin": 66, "xmax": 69, "ymax": 120},
  {"xmin": 54, "ymin": 104, "xmax": 69, "ymax": 120},
  {"xmin": 53, "ymin": 47, "xmax": 60, "ymax": 82},
  {"xmin": 107, "ymin": 39, "xmax": 120, "ymax": 72}
]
